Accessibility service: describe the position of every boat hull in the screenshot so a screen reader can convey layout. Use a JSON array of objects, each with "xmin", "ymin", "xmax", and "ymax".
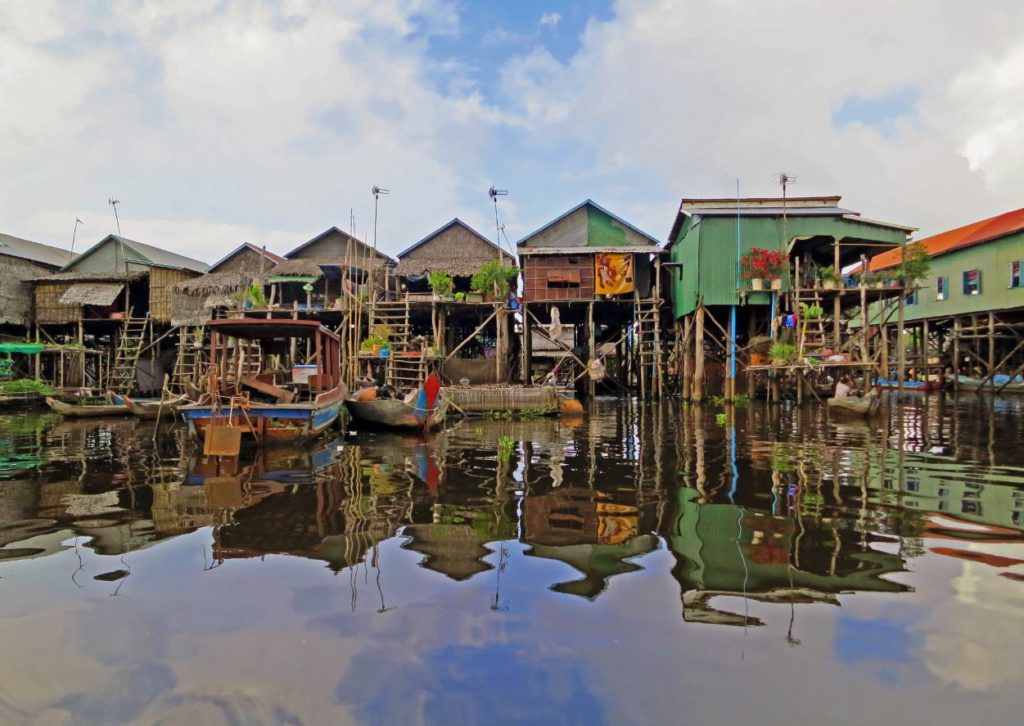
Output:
[
  {"xmin": 827, "ymin": 391, "xmax": 880, "ymax": 416},
  {"xmin": 45, "ymin": 397, "xmax": 131, "ymax": 418},
  {"xmin": 123, "ymin": 395, "xmax": 187, "ymax": 420},
  {"xmin": 345, "ymin": 398, "xmax": 446, "ymax": 430},
  {"xmin": 180, "ymin": 394, "xmax": 345, "ymax": 444}
]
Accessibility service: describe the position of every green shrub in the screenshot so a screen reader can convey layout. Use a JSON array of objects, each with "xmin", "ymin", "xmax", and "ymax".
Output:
[
  {"xmin": 770, "ymin": 341, "xmax": 797, "ymax": 364},
  {"xmin": 471, "ymin": 260, "xmax": 519, "ymax": 297},
  {"xmin": 427, "ymin": 270, "xmax": 454, "ymax": 295}
]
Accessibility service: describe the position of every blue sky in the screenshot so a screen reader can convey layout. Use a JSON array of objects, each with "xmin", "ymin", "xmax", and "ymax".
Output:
[{"xmin": 1, "ymin": 1, "xmax": 1022, "ymax": 261}]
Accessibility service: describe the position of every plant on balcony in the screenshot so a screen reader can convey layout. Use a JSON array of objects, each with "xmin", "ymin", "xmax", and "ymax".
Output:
[
  {"xmin": 427, "ymin": 270, "xmax": 454, "ymax": 297},
  {"xmin": 819, "ymin": 265, "xmax": 841, "ymax": 289},
  {"xmin": 471, "ymin": 260, "xmax": 519, "ymax": 300},
  {"xmin": 741, "ymin": 248, "xmax": 786, "ymax": 291},
  {"xmin": 896, "ymin": 243, "xmax": 930, "ymax": 287},
  {"xmin": 770, "ymin": 341, "xmax": 797, "ymax": 364}
]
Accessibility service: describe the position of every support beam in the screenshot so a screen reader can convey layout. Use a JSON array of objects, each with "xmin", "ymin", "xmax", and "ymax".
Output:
[{"xmin": 693, "ymin": 305, "xmax": 705, "ymax": 402}]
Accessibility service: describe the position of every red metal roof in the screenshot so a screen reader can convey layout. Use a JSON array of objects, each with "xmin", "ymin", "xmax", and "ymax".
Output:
[{"xmin": 868, "ymin": 207, "xmax": 1024, "ymax": 271}]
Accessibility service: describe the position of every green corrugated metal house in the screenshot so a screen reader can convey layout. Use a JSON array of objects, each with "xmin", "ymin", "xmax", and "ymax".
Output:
[
  {"xmin": 666, "ymin": 196, "xmax": 913, "ymax": 318},
  {"xmin": 865, "ymin": 207, "xmax": 1024, "ymax": 322}
]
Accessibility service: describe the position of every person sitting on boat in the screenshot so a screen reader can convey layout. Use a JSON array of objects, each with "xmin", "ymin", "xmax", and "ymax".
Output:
[{"xmin": 834, "ymin": 375, "xmax": 852, "ymax": 399}]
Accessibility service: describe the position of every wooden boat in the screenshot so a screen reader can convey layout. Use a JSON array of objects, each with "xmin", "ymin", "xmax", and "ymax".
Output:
[
  {"xmin": 46, "ymin": 395, "xmax": 131, "ymax": 418},
  {"xmin": 875, "ymin": 378, "xmax": 939, "ymax": 392},
  {"xmin": 346, "ymin": 373, "xmax": 446, "ymax": 430},
  {"xmin": 950, "ymin": 375, "xmax": 1024, "ymax": 394},
  {"xmin": 122, "ymin": 393, "xmax": 188, "ymax": 419},
  {"xmin": 178, "ymin": 319, "xmax": 348, "ymax": 445},
  {"xmin": 827, "ymin": 390, "xmax": 880, "ymax": 416}
]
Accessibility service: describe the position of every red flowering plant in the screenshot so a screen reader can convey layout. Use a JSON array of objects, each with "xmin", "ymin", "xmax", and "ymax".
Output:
[{"xmin": 740, "ymin": 247, "xmax": 786, "ymax": 281}]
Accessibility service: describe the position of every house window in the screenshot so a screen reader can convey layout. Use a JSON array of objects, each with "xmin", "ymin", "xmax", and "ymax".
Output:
[
  {"xmin": 936, "ymin": 275, "xmax": 947, "ymax": 301},
  {"xmin": 963, "ymin": 269, "xmax": 981, "ymax": 296},
  {"xmin": 546, "ymin": 270, "xmax": 580, "ymax": 288},
  {"xmin": 1011, "ymin": 261, "xmax": 1022, "ymax": 288},
  {"xmin": 906, "ymin": 290, "xmax": 918, "ymax": 305}
]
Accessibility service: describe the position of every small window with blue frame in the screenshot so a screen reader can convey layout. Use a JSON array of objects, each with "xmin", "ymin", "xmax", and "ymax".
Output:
[
  {"xmin": 963, "ymin": 269, "xmax": 982, "ymax": 295},
  {"xmin": 1011, "ymin": 260, "xmax": 1022, "ymax": 289}
]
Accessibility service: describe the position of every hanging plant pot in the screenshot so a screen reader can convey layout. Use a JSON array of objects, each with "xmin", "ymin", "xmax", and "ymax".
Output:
[
  {"xmin": 750, "ymin": 278, "xmax": 764, "ymax": 291},
  {"xmin": 770, "ymin": 277, "xmax": 782, "ymax": 291}
]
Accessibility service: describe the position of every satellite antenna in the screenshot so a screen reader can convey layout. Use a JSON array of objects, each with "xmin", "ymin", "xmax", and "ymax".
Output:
[
  {"xmin": 371, "ymin": 185, "xmax": 390, "ymax": 252},
  {"xmin": 108, "ymin": 197, "xmax": 122, "ymax": 236},
  {"xmin": 489, "ymin": 186, "xmax": 508, "ymax": 260},
  {"xmin": 71, "ymin": 217, "xmax": 84, "ymax": 257}
]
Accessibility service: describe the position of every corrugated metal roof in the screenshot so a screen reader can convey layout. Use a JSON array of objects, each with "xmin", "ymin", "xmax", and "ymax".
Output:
[
  {"xmin": 0, "ymin": 232, "xmax": 74, "ymax": 268},
  {"xmin": 59, "ymin": 283, "xmax": 124, "ymax": 306},
  {"xmin": 519, "ymin": 246, "xmax": 667, "ymax": 255},
  {"xmin": 64, "ymin": 235, "xmax": 209, "ymax": 273},
  {"xmin": 516, "ymin": 199, "xmax": 661, "ymax": 248},
  {"xmin": 867, "ymin": 208, "xmax": 1024, "ymax": 271},
  {"xmin": 685, "ymin": 206, "xmax": 854, "ymax": 217},
  {"xmin": 285, "ymin": 226, "xmax": 394, "ymax": 263}
]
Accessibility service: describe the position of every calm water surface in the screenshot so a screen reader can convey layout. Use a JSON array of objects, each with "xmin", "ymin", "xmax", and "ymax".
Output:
[{"xmin": 1, "ymin": 396, "xmax": 1023, "ymax": 725}]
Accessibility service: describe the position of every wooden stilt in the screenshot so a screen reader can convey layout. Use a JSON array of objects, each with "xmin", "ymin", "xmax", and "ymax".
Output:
[
  {"xmin": 682, "ymin": 315, "xmax": 692, "ymax": 400},
  {"xmin": 693, "ymin": 305, "xmax": 705, "ymax": 403},
  {"xmin": 587, "ymin": 301, "xmax": 596, "ymax": 399}
]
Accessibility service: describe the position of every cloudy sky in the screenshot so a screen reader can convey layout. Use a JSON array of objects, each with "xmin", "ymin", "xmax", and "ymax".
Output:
[{"xmin": 2, "ymin": 0, "xmax": 1022, "ymax": 263}]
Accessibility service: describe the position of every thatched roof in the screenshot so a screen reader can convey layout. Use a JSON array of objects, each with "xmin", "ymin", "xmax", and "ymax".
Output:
[
  {"xmin": 394, "ymin": 257, "xmax": 506, "ymax": 277},
  {"xmin": 395, "ymin": 218, "xmax": 514, "ymax": 278},
  {"xmin": 267, "ymin": 257, "xmax": 329, "ymax": 278},
  {"xmin": 33, "ymin": 270, "xmax": 146, "ymax": 283},
  {"xmin": 59, "ymin": 283, "xmax": 124, "ymax": 306},
  {"xmin": 175, "ymin": 270, "xmax": 252, "ymax": 296}
]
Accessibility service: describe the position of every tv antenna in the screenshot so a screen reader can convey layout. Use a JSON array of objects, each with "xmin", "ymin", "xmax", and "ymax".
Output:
[
  {"xmin": 489, "ymin": 186, "xmax": 508, "ymax": 260},
  {"xmin": 71, "ymin": 217, "xmax": 84, "ymax": 257},
  {"xmin": 108, "ymin": 197, "xmax": 122, "ymax": 236},
  {"xmin": 772, "ymin": 173, "xmax": 797, "ymax": 248},
  {"xmin": 371, "ymin": 185, "xmax": 389, "ymax": 252}
]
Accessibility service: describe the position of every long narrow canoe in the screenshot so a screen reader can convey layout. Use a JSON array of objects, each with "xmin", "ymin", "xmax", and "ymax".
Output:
[
  {"xmin": 46, "ymin": 396, "xmax": 131, "ymax": 418},
  {"xmin": 123, "ymin": 393, "xmax": 188, "ymax": 420},
  {"xmin": 827, "ymin": 390, "xmax": 880, "ymax": 416}
]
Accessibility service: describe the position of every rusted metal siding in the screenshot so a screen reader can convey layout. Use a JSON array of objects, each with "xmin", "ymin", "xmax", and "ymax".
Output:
[{"xmin": 523, "ymin": 254, "xmax": 595, "ymax": 301}]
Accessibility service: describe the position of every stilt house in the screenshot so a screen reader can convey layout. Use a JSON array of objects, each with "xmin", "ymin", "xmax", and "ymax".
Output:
[
  {"xmin": 0, "ymin": 232, "xmax": 74, "ymax": 333},
  {"xmin": 171, "ymin": 243, "xmax": 285, "ymax": 326},
  {"xmin": 665, "ymin": 196, "xmax": 914, "ymax": 401},
  {"xmin": 517, "ymin": 200, "xmax": 666, "ymax": 397}
]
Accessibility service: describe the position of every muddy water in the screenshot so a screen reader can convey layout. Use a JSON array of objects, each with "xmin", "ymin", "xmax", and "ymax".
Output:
[{"xmin": 1, "ymin": 396, "xmax": 1023, "ymax": 725}]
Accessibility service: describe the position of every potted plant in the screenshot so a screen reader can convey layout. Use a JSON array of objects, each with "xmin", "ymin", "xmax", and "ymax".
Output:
[
  {"xmin": 741, "ymin": 248, "xmax": 785, "ymax": 291},
  {"xmin": 454, "ymin": 291, "xmax": 466, "ymax": 302},
  {"xmin": 770, "ymin": 341, "xmax": 797, "ymax": 365},
  {"xmin": 427, "ymin": 269, "xmax": 454, "ymax": 299},
  {"xmin": 819, "ymin": 265, "xmax": 841, "ymax": 290},
  {"xmin": 803, "ymin": 303, "xmax": 824, "ymax": 319}
]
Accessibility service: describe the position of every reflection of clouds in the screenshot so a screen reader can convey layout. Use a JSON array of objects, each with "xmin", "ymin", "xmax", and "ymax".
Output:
[{"xmin": 921, "ymin": 547, "xmax": 1024, "ymax": 691}]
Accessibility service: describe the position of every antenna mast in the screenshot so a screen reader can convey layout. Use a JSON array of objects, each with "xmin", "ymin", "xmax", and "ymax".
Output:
[
  {"xmin": 771, "ymin": 172, "xmax": 797, "ymax": 251},
  {"xmin": 489, "ymin": 186, "xmax": 508, "ymax": 260},
  {"xmin": 108, "ymin": 197, "xmax": 122, "ymax": 236},
  {"xmin": 71, "ymin": 217, "xmax": 84, "ymax": 258},
  {"xmin": 371, "ymin": 185, "xmax": 390, "ymax": 252}
]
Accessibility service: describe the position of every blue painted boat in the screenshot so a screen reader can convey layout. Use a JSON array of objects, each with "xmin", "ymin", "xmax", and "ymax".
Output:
[{"xmin": 178, "ymin": 319, "xmax": 348, "ymax": 444}]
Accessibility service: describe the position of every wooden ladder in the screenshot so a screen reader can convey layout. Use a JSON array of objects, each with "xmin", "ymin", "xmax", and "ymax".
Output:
[
  {"xmin": 171, "ymin": 326, "xmax": 205, "ymax": 394},
  {"xmin": 371, "ymin": 298, "xmax": 421, "ymax": 390},
  {"xmin": 107, "ymin": 316, "xmax": 150, "ymax": 394},
  {"xmin": 633, "ymin": 299, "xmax": 663, "ymax": 394},
  {"xmin": 798, "ymin": 291, "xmax": 829, "ymax": 357}
]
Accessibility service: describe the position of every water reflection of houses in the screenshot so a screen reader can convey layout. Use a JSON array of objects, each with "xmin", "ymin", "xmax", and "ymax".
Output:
[{"xmin": 668, "ymin": 488, "xmax": 910, "ymax": 626}]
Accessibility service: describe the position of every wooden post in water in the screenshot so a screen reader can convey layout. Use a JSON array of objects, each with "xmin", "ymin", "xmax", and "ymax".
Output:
[
  {"xmin": 587, "ymin": 301, "xmax": 596, "ymax": 399},
  {"xmin": 682, "ymin": 315, "xmax": 692, "ymax": 400},
  {"xmin": 693, "ymin": 305, "xmax": 705, "ymax": 402},
  {"xmin": 953, "ymin": 316, "xmax": 961, "ymax": 393},
  {"xmin": 833, "ymin": 241, "xmax": 842, "ymax": 348},
  {"xmin": 897, "ymin": 289, "xmax": 906, "ymax": 391},
  {"xmin": 988, "ymin": 311, "xmax": 996, "ymax": 377},
  {"xmin": 726, "ymin": 306, "xmax": 736, "ymax": 401}
]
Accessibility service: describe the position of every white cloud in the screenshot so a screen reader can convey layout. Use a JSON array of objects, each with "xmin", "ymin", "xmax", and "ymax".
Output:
[
  {"xmin": 1, "ymin": 0, "xmax": 1022, "ymax": 263},
  {"xmin": 539, "ymin": 12, "xmax": 562, "ymax": 29}
]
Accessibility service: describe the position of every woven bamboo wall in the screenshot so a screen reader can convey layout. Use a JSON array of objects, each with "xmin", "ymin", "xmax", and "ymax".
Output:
[
  {"xmin": 150, "ymin": 268, "xmax": 197, "ymax": 321},
  {"xmin": 34, "ymin": 282, "xmax": 81, "ymax": 324}
]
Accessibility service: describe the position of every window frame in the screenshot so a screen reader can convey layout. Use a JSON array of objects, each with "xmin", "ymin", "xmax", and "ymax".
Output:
[{"xmin": 963, "ymin": 269, "xmax": 982, "ymax": 296}]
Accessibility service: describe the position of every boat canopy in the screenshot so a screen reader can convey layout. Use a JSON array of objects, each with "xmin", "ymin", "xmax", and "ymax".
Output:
[{"xmin": 205, "ymin": 318, "xmax": 340, "ymax": 342}]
